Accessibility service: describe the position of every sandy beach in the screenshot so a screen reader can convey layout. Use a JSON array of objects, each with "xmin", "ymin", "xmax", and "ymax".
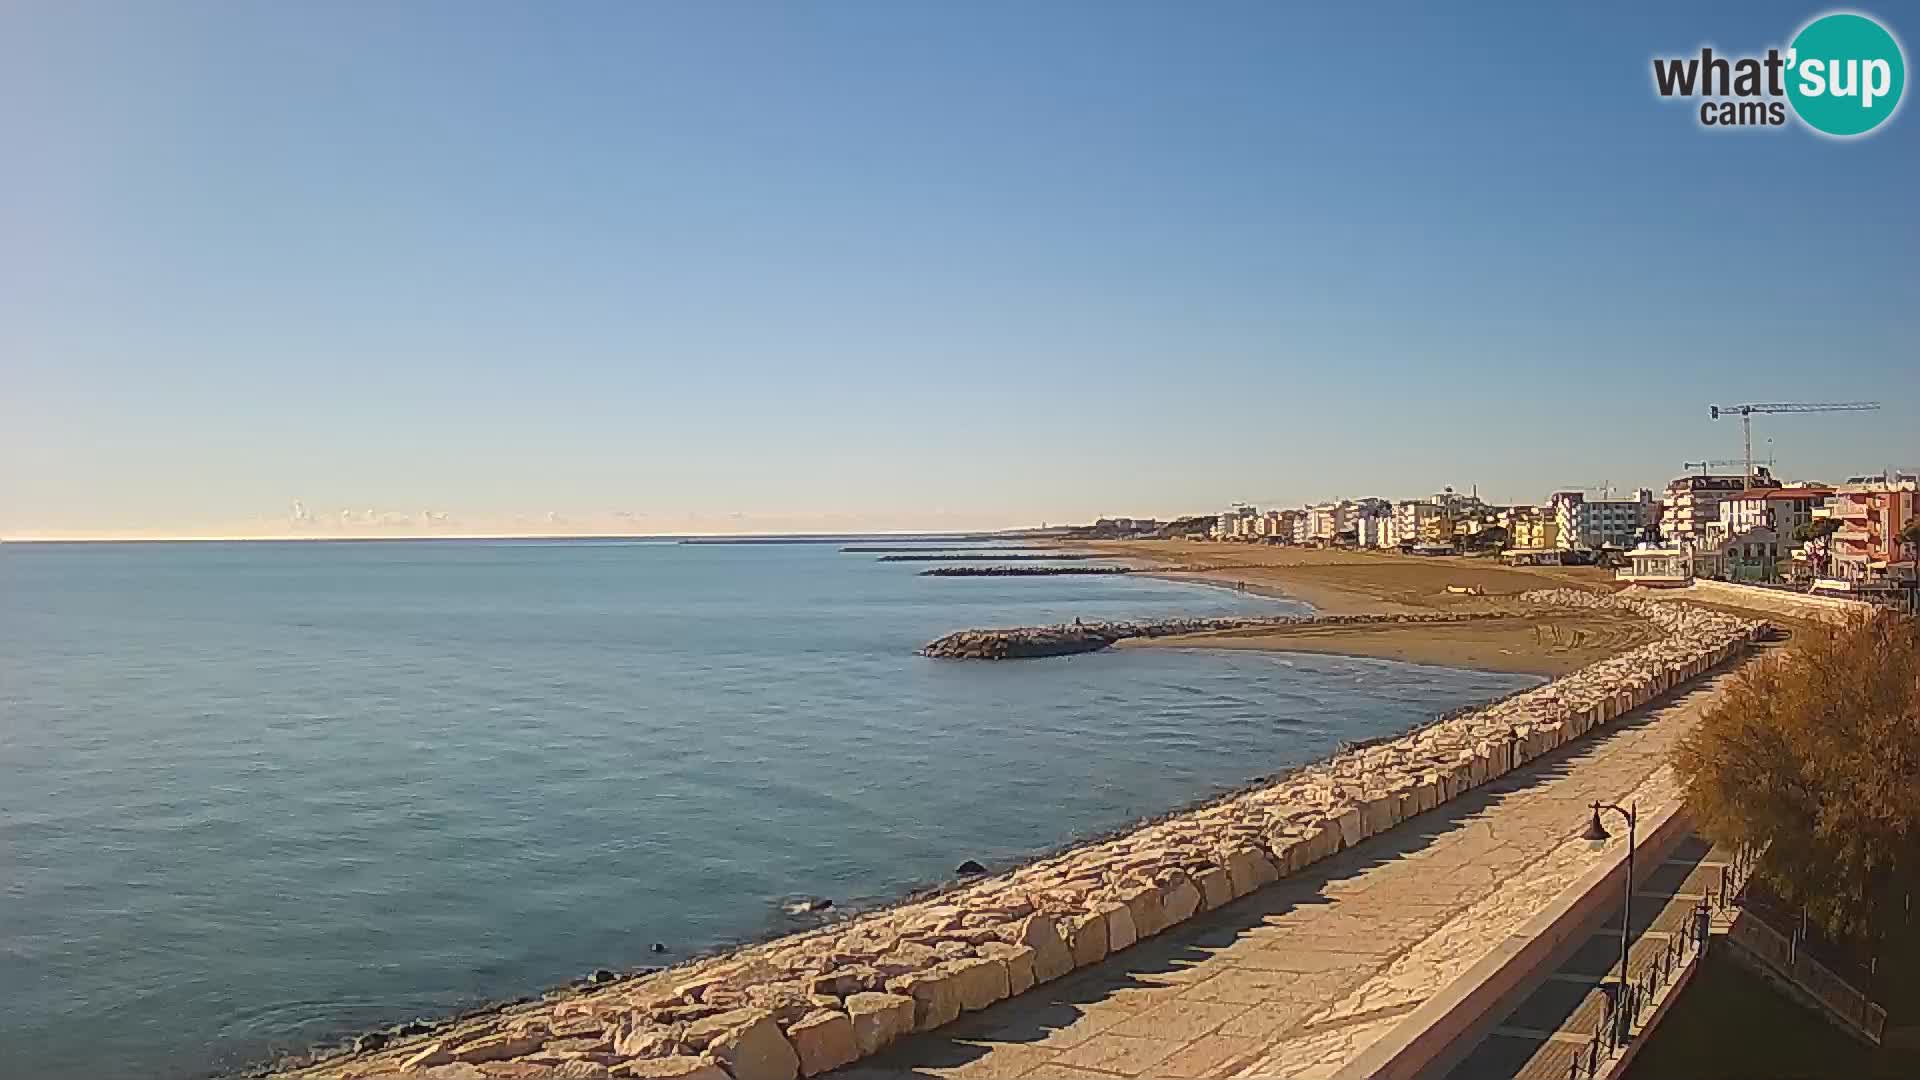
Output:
[{"xmin": 1081, "ymin": 540, "xmax": 1650, "ymax": 675}]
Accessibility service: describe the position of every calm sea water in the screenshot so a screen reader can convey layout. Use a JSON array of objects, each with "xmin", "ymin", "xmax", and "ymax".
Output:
[{"xmin": 0, "ymin": 540, "xmax": 1536, "ymax": 1079}]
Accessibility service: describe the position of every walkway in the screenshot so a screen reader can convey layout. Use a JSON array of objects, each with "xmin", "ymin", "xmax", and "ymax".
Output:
[
  {"xmin": 1438, "ymin": 833, "xmax": 1730, "ymax": 1080},
  {"xmin": 826, "ymin": 666, "xmax": 1749, "ymax": 1080}
]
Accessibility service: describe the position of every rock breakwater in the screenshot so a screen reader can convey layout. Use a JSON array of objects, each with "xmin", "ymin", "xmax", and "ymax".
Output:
[
  {"xmin": 920, "ymin": 612, "xmax": 1494, "ymax": 659},
  {"xmin": 917, "ymin": 566, "xmax": 1132, "ymax": 578},
  {"xmin": 278, "ymin": 593, "xmax": 1766, "ymax": 1080},
  {"xmin": 876, "ymin": 553, "xmax": 1100, "ymax": 562}
]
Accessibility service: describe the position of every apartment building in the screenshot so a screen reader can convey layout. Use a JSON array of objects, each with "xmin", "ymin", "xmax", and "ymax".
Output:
[
  {"xmin": 1304, "ymin": 501, "xmax": 1352, "ymax": 544},
  {"xmin": 1507, "ymin": 506, "xmax": 1561, "ymax": 551},
  {"xmin": 1659, "ymin": 468, "xmax": 1771, "ymax": 545},
  {"xmin": 1392, "ymin": 500, "xmax": 1444, "ymax": 547},
  {"xmin": 1821, "ymin": 479, "xmax": 1920, "ymax": 582},
  {"xmin": 1707, "ymin": 486, "xmax": 1833, "ymax": 546},
  {"xmin": 1552, "ymin": 489, "xmax": 1657, "ymax": 550}
]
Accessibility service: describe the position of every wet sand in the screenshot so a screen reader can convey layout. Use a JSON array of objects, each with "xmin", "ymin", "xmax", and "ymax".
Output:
[
  {"xmin": 1117, "ymin": 610, "xmax": 1661, "ymax": 676},
  {"xmin": 1084, "ymin": 540, "xmax": 1651, "ymax": 674}
]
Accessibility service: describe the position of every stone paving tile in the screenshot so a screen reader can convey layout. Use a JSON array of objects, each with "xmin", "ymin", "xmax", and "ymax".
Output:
[
  {"xmin": 1154, "ymin": 1034, "xmax": 1265, "ymax": 1078},
  {"xmin": 1051, "ymin": 1031, "xmax": 1183, "ymax": 1074},
  {"xmin": 1183, "ymin": 967, "xmax": 1347, "ymax": 1006},
  {"xmin": 829, "ymin": 669, "xmax": 1747, "ymax": 1080},
  {"xmin": 1100, "ymin": 998, "xmax": 1251, "ymax": 1042}
]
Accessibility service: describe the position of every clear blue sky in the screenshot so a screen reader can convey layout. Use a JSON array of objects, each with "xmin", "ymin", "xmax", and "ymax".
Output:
[{"xmin": 2, "ymin": 1, "xmax": 1914, "ymax": 537}]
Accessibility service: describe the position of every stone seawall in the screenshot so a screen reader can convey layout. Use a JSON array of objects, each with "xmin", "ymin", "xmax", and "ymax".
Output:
[
  {"xmin": 920, "ymin": 612, "xmax": 1495, "ymax": 659},
  {"xmin": 280, "ymin": 594, "xmax": 1766, "ymax": 1080}
]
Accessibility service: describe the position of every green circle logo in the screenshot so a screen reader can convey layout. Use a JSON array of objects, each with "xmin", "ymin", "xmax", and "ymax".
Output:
[{"xmin": 1787, "ymin": 12, "xmax": 1906, "ymax": 136}]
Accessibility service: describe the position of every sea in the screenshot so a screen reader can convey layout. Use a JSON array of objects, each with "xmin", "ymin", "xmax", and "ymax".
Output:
[{"xmin": 0, "ymin": 539, "xmax": 1538, "ymax": 1079}]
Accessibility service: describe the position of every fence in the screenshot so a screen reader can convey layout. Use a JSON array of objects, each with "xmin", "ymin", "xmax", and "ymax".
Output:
[
  {"xmin": 1564, "ymin": 900, "xmax": 1714, "ymax": 1079},
  {"xmin": 1563, "ymin": 844, "xmax": 1763, "ymax": 1080},
  {"xmin": 1725, "ymin": 910, "xmax": 1888, "ymax": 1044}
]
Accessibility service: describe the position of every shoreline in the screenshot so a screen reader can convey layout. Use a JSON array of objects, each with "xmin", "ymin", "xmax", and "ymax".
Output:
[
  {"xmin": 272, "ymin": 590, "xmax": 1766, "ymax": 1080},
  {"xmin": 251, "ymin": 556, "xmax": 1641, "ymax": 1076},
  {"xmin": 1070, "ymin": 542, "xmax": 1655, "ymax": 676}
]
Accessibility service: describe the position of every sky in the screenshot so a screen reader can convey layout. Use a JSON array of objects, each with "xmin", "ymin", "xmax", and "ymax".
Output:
[{"xmin": 2, "ymin": 1, "xmax": 1915, "ymax": 539}]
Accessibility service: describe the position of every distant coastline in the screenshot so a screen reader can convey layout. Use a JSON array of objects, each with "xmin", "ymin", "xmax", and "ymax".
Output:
[{"xmin": 0, "ymin": 530, "xmax": 1033, "ymax": 546}]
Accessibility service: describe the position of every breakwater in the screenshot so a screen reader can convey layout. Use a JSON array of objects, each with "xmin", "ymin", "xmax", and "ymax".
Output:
[
  {"xmin": 840, "ymin": 546, "xmax": 984, "ymax": 554},
  {"xmin": 917, "ymin": 566, "xmax": 1132, "ymax": 578},
  {"xmin": 277, "ymin": 593, "xmax": 1766, "ymax": 1080},
  {"xmin": 876, "ymin": 553, "xmax": 1100, "ymax": 562},
  {"xmin": 920, "ymin": 611, "xmax": 1494, "ymax": 659}
]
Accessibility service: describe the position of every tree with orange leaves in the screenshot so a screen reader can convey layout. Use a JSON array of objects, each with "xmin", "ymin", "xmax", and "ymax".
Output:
[{"xmin": 1674, "ymin": 612, "xmax": 1920, "ymax": 941}]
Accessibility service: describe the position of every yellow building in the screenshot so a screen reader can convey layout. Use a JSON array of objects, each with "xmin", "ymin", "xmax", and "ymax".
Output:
[{"xmin": 1509, "ymin": 510, "xmax": 1561, "ymax": 551}]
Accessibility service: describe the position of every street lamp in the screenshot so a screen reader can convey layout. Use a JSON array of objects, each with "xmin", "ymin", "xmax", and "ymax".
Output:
[{"xmin": 1583, "ymin": 802, "xmax": 1638, "ymax": 1039}]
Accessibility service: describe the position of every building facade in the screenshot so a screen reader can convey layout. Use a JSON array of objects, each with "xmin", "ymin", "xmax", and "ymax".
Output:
[
  {"xmin": 1823, "ymin": 480, "xmax": 1920, "ymax": 582},
  {"xmin": 1552, "ymin": 489, "xmax": 1657, "ymax": 550},
  {"xmin": 1392, "ymin": 500, "xmax": 1444, "ymax": 547},
  {"xmin": 1659, "ymin": 469, "xmax": 1770, "ymax": 545},
  {"xmin": 1507, "ymin": 507, "xmax": 1561, "ymax": 551}
]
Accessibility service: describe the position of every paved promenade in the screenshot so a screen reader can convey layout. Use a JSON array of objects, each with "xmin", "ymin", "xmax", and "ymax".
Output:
[
  {"xmin": 827, "ymin": 668, "xmax": 1744, "ymax": 1080},
  {"xmin": 1438, "ymin": 833, "xmax": 1730, "ymax": 1080}
]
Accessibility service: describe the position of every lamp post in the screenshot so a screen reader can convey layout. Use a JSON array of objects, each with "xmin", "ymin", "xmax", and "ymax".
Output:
[{"xmin": 1582, "ymin": 802, "xmax": 1637, "ymax": 1038}]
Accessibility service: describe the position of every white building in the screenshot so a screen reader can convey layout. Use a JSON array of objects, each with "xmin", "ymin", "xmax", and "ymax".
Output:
[
  {"xmin": 1552, "ymin": 489, "xmax": 1656, "ymax": 551},
  {"xmin": 1351, "ymin": 512, "xmax": 1389, "ymax": 548},
  {"xmin": 1391, "ymin": 500, "xmax": 1442, "ymax": 547},
  {"xmin": 1705, "ymin": 486, "xmax": 1834, "ymax": 549},
  {"xmin": 1304, "ymin": 502, "xmax": 1351, "ymax": 544},
  {"xmin": 1659, "ymin": 470, "xmax": 1769, "ymax": 545}
]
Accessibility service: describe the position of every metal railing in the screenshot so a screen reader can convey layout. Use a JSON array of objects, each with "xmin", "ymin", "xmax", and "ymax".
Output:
[
  {"xmin": 1716, "ymin": 843, "xmax": 1760, "ymax": 913},
  {"xmin": 1715, "ymin": 844, "xmax": 1887, "ymax": 1045},
  {"xmin": 1566, "ymin": 899, "xmax": 1714, "ymax": 1079},
  {"xmin": 1561, "ymin": 843, "xmax": 1764, "ymax": 1080},
  {"xmin": 1725, "ymin": 911, "xmax": 1888, "ymax": 1043}
]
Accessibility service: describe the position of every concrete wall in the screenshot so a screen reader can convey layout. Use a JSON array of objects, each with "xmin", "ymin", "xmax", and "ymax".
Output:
[
  {"xmin": 1331, "ymin": 803, "xmax": 1695, "ymax": 1080},
  {"xmin": 1680, "ymin": 579, "xmax": 1875, "ymax": 624}
]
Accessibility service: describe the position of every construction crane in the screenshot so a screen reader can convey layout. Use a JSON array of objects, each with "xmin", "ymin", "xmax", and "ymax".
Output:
[
  {"xmin": 1682, "ymin": 457, "xmax": 1774, "ymax": 476},
  {"xmin": 1708, "ymin": 402, "xmax": 1881, "ymax": 485}
]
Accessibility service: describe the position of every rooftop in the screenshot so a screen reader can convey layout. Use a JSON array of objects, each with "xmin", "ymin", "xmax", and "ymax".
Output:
[{"xmin": 1733, "ymin": 488, "xmax": 1833, "ymax": 500}]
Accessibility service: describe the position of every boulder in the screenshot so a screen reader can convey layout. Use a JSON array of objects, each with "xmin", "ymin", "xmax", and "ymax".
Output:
[
  {"xmin": 1117, "ymin": 882, "xmax": 1166, "ymax": 938},
  {"xmin": 783, "ymin": 1010, "xmax": 857, "ymax": 1077},
  {"xmin": 843, "ymin": 992, "xmax": 915, "ymax": 1056},
  {"xmin": 611, "ymin": 1017, "xmax": 682, "ymax": 1058},
  {"xmin": 944, "ymin": 956, "xmax": 1011, "ymax": 1011},
  {"xmin": 1334, "ymin": 807, "xmax": 1365, "ymax": 849},
  {"xmin": 1222, "ymin": 845, "xmax": 1279, "ymax": 897},
  {"xmin": 610, "ymin": 1058, "xmax": 729, "ymax": 1080},
  {"xmin": 872, "ymin": 942, "xmax": 940, "ymax": 977},
  {"xmin": 1063, "ymin": 906, "xmax": 1108, "ymax": 967},
  {"xmin": 401, "ymin": 1041, "xmax": 454, "ymax": 1071},
  {"xmin": 977, "ymin": 941, "xmax": 1037, "ymax": 996},
  {"xmin": 1009, "ymin": 914, "xmax": 1074, "ymax": 982},
  {"xmin": 1194, "ymin": 866, "xmax": 1233, "ymax": 911},
  {"xmin": 885, "ymin": 968, "xmax": 962, "ymax": 1032},
  {"xmin": 1361, "ymin": 795, "xmax": 1397, "ymax": 838},
  {"xmin": 705, "ymin": 1010, "xmax": 800, "ymax": 1080},
  {"xmin": 805, "ymin": 966, "xmax": 881, "ymax": 999},
  {"xmin": 1106, "ymin": 902, "xmax": 1139, "ymax": 952},
  {"xmin": 1160, "ymin": 877, "xmax": 1202, "ymax": 925}
]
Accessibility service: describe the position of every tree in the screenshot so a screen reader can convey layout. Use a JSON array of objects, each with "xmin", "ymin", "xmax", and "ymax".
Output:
[
  {"xmin": 1674, "ymin": 613, "xmax": 1920, "ymax": 942},
  {"xmin": 1793, "ymin": 516, "xmax": 1843, "ymax": 578}
]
